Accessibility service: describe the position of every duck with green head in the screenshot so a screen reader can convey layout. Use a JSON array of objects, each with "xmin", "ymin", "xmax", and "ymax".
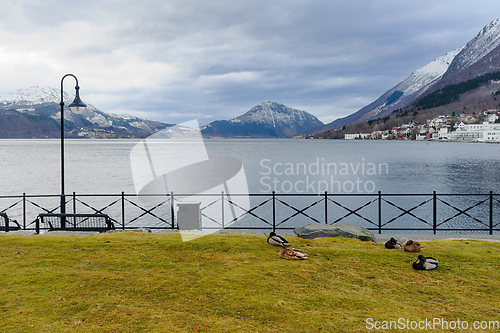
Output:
[
  {"xmin": 267, "ymin": 232, "xmax": 290, "ymax": 247},
  {"xmin": 412, "ymin": 255, "xmax": 439, "ymax": 270}
]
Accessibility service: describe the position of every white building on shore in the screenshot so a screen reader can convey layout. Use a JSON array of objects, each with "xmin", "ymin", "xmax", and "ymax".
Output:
[
  {"xmin": 450, "ymin": 121, "xmax": 500, "ymax": 142},
  {"xmin": 344, "ymin": 133, "xmax": 360, "ymax": 140},
  {"xmin": 344, "ymin": 133, "xmax": 371, "ymax": 140}
]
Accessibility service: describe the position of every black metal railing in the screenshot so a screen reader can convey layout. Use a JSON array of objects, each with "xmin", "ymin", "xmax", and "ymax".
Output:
[{"xmin": 0, "ymin": 191, "xmax": 499, "ymax": 234}]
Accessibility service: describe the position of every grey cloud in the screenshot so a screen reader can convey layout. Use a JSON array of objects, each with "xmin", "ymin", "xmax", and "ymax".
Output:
[{"xmin": 1, "ymin": 0, "xmax": 500, "ymax": 125}]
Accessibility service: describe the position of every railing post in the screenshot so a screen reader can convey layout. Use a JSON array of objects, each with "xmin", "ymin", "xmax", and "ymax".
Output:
[
  {"xmin": 490, "ymin": 191, "xmax": 493, "ymax": 235},
  {"xmin": 22, "ymin": 193, "xmax": 26, "ymax": 230},
  {"xmin": 171, "ymin": 191, "xmax": 175, "ymax": 229},
  {"xmin": 61, "ymin": 194, "xmax": 66, "ymax": 214},
  {"xmin": 324, "ymin": 191, "xmax": 328, "ymax": 224},
  {"xmin": 378, "ymin": 191, "xmax": 382, "ymax": 234},
  {"xmin": 121, "ymin": 191, "xmax": 125, "ymax": 230},
  {"xmin": 272, "ymin": 191, "xmax": 276, "ymax": 232},
  {"xmin": 221, "ymin": 191, "xmax": 225, "ymax": 229},
  {"xmin": 72, "ymin": 192, "xmax": 77, "ymax": 227},
  {"xmin": 433, "ymin": 191, "xmax": 437, "ymax": 234}
]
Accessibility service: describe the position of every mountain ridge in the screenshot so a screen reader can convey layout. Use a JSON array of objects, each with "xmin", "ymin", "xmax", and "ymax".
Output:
[
  {"xmin": 202, "ymin": 101, "xmax": 323, "ymax": 138},
  {"xmin": 0, "ymin": 86, "xmax": 172, "ymax": 138},
  {"xmin": 318, "ymin": 17, "xmax": 500, "ymax": 133}
]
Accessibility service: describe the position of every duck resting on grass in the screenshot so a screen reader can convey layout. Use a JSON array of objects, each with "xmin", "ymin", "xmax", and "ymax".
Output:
[
  {"xmin": 412, "ymin": 255, "xmax": 439, "ymax": 270},
  {"xmin": 404, "ymin": 240, "xmax": 421, "ymax": 252},
  {"xmin": 385, "ymin": 237, "xmax": 402, "ymax": 249},
  {"xmin": 279, "ymin": 246, "xmax": 308, "ymax": 260},
  {"xmin": 267, "ymin": 232, "xmax": 290, "ymax": 247}
]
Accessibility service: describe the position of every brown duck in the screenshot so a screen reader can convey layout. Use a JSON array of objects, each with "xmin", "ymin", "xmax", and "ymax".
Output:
[
  {"xmin": 404, "ymin": 240, "xmax": 421, "ymax": 252},
  {"xmin": 279, "ymin": 246, "xmax": 309, "ymax": 260}
]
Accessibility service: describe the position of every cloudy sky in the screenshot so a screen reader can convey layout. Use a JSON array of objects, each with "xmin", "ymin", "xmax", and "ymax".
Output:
[{"xmin": 0, "ymin": 0, "xmax": 499, "ymax": 125}]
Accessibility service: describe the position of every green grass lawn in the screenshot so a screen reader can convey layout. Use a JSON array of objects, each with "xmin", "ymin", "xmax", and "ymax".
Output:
[{"xmin": 0, "ymin": 232, "xmax": 499, "ymax": 332}]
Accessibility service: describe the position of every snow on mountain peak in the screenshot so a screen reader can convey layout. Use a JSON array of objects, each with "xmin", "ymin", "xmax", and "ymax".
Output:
[
  {"xmin": 0, "ymin": 85, "xmax": 171, "ymax": 135},
  {"xmin": 399, "ymin": 47, "xmax": 463, "ymax": 94},
  {"xmin": 0, "ymin": 86, "xmax": 75, "ymax": 106},
  {"xmin": 446, "ymin": 17, "xmax": 500, "ymax": 73},
  {"xmin": 477, "ymin": 17, "xmax": 500, "ymax": 38},
  {"xmin": 233, "ymin": 101, "xmax": 320, "ymax": 127}
]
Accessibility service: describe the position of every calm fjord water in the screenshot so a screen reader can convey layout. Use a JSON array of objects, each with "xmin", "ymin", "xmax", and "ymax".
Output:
[{"xmin": 1, "ymin": 138, "xmax": 500, "ymax": 196}]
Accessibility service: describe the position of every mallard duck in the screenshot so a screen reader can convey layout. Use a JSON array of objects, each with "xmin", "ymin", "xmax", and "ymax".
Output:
[
  {"xmin": 385, "ymin": 237, "xmax": 402, "ymax": 249},
  {"xmin": 404, "ymin": 240, "xmax": 421, "ymax": 252},
  {"xmin": 267, "ymin": 232, "xmax": 290, "ymax": 247},
  {"xmin": 279, "ymin": 246, "xmax": 308, "ymax": 260},
  {"xmin": 413, "ymin": 255, "xmax": 439, "ymax": 270}
]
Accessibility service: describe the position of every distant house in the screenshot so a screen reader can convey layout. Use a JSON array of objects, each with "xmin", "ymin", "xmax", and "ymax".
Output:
[
  {"xmin": 487, "ymin": 114, "xmax": 499, "ymax": 123},
  {"xmin": 381, "ymin": 132, "xmax": 391, "ymax": 140},
  {"xmin": 438, "ymin": 127, "xmax": 449, "ymax": 140},
  {"xmin": 344, "ymin": 133, "xmax": 370, "ymax": 140},
  {"xmin": 370, "ymin": 130, "xmax": 383, "ymax": 139},
  {"xmin": 344, "ymin": 133, "xmax": 360, "ymax": 140},
  {"xmin": 455, "ymin": 122, "xmax": 465, "ymax": 130},
  {"xmin": 416, "ymin": 133, "xmax": 427, "ymax": 141}
]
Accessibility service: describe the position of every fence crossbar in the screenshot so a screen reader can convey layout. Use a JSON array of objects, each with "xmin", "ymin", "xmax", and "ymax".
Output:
[
  {"xmin": 437, "ymin": 197, "xmax": 488, "ymax": 227},
  {"xmin": 124, "ymin": 198, "xmax": 170, "ymax": 225},
  {"xmin": 198, "ymin": 198, "xmax": 223, "ymax": 226},
  {"xmin": 382, "ymin": 197, "xmax": 432, "ymax": 227},
  {"xmin": 224, "ymin": 197, "xmax": 272, "ymax": 225},
  {"xmin": 75, "ymin": 197, "xmax": 121, "ymax": 224},
  {"xmin": 328, "ymin": 197, "xmax": 377, "ymax": 226},
  {"xmin": 0, "ymin": 199, "xmax": 22, "ymax": 214},
  {"xmin": 201, "ymin": 197, "xmax": 222, "ymax": 211},
  {"xmin": 26, "ymin": 199, "xmax": 60, "ymax": 214},
  {"xmin": 275, "ymin": 197, "xmax": 322, "ymax": 225}
]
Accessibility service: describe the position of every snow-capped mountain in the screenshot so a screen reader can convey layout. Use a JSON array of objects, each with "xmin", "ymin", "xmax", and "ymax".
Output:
[
  {"xmin": 0, "ymin": 86, "xmax": 83, "ymax": 107},
  {"xmin": 202, "ymin": 101, "xmax": 323, "ymax": 137},
  {"xmin": 320, "ymin": 17, "xmax": 500, "ymax": 131},
  {"xmin": 0, "ymin": 86, "xmax": 171, "ymax": 138},
  {"xmin": 344, "ymin": 48, "xmax": 462, "ymax": 125},
  {"xmin": 430, "ymin": 18, "xmax": 500, "ymax": 91},
  {"xmin": 446, "ymin": 18, "xmax": 500, "ymax": 75}
]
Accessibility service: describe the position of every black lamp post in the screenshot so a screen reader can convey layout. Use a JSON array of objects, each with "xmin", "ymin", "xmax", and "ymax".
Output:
[{"xmin": 60, "ymin": 74, "xmax": 87, "ymax": 214}]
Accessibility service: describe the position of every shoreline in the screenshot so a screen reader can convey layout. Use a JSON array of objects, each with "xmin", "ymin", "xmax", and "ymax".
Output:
[{"xmin": 5, "ymin": 229, "xmax": 500, "ymax": 243}]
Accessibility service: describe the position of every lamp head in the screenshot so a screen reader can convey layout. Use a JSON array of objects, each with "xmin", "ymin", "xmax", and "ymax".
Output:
[{"xmin": 68, "ymin": 85, "xmax": 87, "ymax": 114}]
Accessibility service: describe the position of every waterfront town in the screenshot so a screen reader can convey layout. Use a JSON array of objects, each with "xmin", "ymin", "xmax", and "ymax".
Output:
[{"xmin": 344, "ymin": 109, "xmax": 500, "ymax": 142}]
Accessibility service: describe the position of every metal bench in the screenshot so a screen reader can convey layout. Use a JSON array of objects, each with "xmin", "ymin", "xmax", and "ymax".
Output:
[
  {"xmin": 0, "ymin": 212, "xmax": 21, "ymax": 232},
  {"xmin": 36, "ymin": 213, "xmax": 115, "ymax": 234}
]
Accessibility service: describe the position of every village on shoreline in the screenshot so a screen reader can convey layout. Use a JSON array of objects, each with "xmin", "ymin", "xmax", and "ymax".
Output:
[{"xmin": 342, "ymin": 109, "xmax": 500, "ymax": 142}]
